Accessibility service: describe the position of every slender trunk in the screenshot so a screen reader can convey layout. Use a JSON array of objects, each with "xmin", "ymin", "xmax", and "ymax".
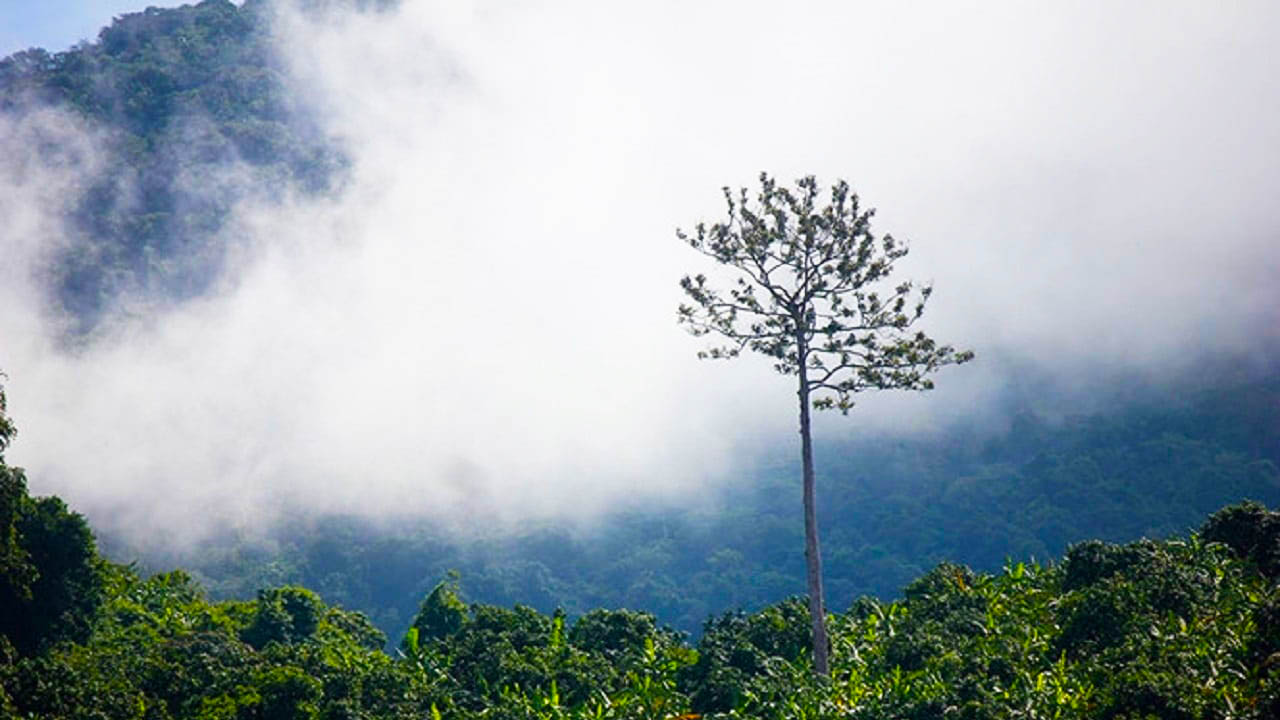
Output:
[{"xmin": 797, "ymin": 349, "xmax": 829, "ymax": 676}]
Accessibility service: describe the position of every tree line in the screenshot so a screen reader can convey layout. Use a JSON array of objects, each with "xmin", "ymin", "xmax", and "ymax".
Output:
[{"xmin": 5, "ymin": 394, "xmax": 1280, "ymax": 717}]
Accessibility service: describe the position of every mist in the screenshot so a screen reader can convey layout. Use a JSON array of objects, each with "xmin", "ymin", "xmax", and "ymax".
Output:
[{"xmin": 2, "ymin": 0, "xmax": 1278, "ymax": 547}]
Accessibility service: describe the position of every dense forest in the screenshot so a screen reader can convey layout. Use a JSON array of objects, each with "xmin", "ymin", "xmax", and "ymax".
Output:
[{"xmin": 7, "ymin": 380, "xmax": 1280, "ymax": 717}]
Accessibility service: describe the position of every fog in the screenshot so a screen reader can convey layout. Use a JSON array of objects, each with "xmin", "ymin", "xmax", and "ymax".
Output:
[{"xmin": 2, "ymin": 0, "xmax": 1278, "ymax": 546}]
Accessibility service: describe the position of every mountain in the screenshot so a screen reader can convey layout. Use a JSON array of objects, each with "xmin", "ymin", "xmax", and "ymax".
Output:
[{"xmin": 0, "ymin": 0, "xmax": 345, "ymax": 332}]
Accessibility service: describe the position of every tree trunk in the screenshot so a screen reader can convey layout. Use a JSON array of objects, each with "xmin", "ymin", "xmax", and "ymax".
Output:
[{"xmin": 796, "ymin": 360, "xmax": 829, "ymax": 676}]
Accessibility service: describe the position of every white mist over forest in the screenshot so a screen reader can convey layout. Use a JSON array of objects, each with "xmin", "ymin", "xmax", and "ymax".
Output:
[{"xmin": 1, "ymin": 0, "xmax": 1278, "ymax": 547}]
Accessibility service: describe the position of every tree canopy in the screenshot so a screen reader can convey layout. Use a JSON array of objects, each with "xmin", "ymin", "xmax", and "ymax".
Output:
[{"xmin": 678, "ymin": 173, "xmax": 973, "ymax": 411}]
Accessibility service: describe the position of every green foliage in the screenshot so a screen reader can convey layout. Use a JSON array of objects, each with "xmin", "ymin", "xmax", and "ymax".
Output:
[
  {"xmin": 323, "ymin": 604, "xmax": 387, "ymax": 652},
  {"xmin": 406, "ymin": 574, "xmax": 468, "ymax": 646},
  {"xmin": 0, "ymin": 383, "xmax": 105, "ymax": 658},
  {"xmin": 681, "ymin": 596, "xmax": 812, "ymax": 712},
  {"xmin": 0, "ymin": 379, "xmax": 30, "ymax": 608},
  {"xmin": 5, "ymin": 492, "xmax": 1280, "ymax": 718},
  {"xmin": 243, "ymin": 585, "xmax": 324, "ymax": 649},
  {"xmin": 0, "ymin": 464, "xmax": 35, "ymax": 609},
  {"xmin": 567, "ymin": 608, "xmax": 681, "ymax": 667},
  {"xmin": 0, "ymin": 493, "xmax": 105, "ymax": 656},
  {"xmin": 395, "ymin": 579, "xmax": 695, "ymax": 716},
  {"xmin": 1, "ymin": 567, "xmax": 436, "ymax": 719},
  {"xmin": 254, "ymin": 665, "xmax": 323, "ymax": 720},
  {"xmin": 1200, "ymin": 500, "xmax": 1280, "ymax": 577}
]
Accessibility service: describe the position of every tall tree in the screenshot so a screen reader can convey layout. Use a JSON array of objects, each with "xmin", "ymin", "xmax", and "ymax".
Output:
[
  {"xmin": 677, "ymin": 173, "xmax": 973, "ymax": 675},
  {"xmin": 0, "ymin": 372, "xmax": 35, "ymax": 613},
  {"xmin": 0, "ymin": 372, "xmax": 104, "ymax": 656}
]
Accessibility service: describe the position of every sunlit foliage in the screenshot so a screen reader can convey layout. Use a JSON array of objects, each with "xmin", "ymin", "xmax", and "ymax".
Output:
[{"xmin": 4, "ymin": 470, "xmax": 1280, "ymax": 718}]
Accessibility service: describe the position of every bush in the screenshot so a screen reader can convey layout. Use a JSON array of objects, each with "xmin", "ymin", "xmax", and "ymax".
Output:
[{"xmin": 1200, "ymin": 500, "xmax": 1280, "ymax": 577}]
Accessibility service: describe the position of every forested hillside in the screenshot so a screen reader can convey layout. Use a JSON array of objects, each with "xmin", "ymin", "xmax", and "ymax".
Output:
[
  {"xmin": 0, "ymin": 0, "xmax": 344, "ymax": 331},
  {"xmin": 106, "ymin": 363, "xmax": 1280, "ymax": 642},
  {"xmin": 6, "ymin": 385, "xmax": 1280, "ymax": 717}
]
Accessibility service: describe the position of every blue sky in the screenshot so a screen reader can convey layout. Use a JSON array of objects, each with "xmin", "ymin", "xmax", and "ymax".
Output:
[{"xmin": 0, "ymin": 0, "xmax": 184, "ymax": 57}]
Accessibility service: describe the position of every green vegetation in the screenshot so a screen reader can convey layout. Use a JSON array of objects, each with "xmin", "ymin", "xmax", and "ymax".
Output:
[
  {"xmin": 5, "ymin": 407, "xmax": 1280, "ymax": 717},
  {"xmin": 0, "ymin": 0, "xmax": 345, "ymax": 330},
  {"xmin": 5, "ymin": 371, "xmax": 1280, "ymax": 717}
]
